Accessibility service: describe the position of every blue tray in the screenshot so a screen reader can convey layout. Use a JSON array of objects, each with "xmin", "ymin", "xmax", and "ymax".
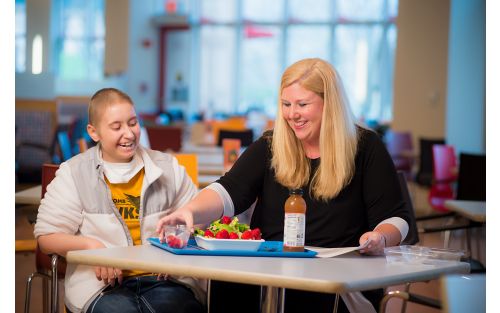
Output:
[{"xmin": 147, "ymin": 238, "xmax": 317, "ymax": 258}]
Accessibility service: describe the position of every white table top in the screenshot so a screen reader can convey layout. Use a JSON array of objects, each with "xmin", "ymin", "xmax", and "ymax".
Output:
[
  {"xmin": 15, "ymin": 185, "xmax": 41, "ymax": 205},
  {"xmin": 444, "ymin": 200, "xmax": 486, "ymax": 223},
  {"xmin": 67, "ymin": 245, "xmax": 469, "ymax": 294}
]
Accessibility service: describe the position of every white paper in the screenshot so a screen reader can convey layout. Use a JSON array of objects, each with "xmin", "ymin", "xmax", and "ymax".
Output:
[{"xmin": 306, "ymin": 240, "xmax": 371, "ymax": 258}]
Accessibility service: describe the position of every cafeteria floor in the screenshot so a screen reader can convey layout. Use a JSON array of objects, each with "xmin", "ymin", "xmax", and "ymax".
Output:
[{"xmin": 15, "ymin": 181, "xmax": 485, "ymax": 313}]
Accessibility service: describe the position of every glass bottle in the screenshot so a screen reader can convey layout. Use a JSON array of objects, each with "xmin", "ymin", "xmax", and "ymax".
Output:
[{"xmin": 283, "ymin": 189, "xmax": 306, "ymax": 252}]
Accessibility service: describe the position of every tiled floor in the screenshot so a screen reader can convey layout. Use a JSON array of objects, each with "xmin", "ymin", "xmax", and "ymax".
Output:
[{"xmin": 15, "ymin": 181, "xmax": 485, "ymax": 313}]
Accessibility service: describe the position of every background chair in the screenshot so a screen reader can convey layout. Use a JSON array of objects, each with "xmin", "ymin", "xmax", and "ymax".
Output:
[
  {"xmin": 174, "ymin": 154, "xmax": 199, "ymax": 187},
  {"xmin": 385, "ymin": 131, "xmax": 415, "ymax": 179},
  {"xmin": 217, "ymin": 129, "xmax": 254, "ymax": 147},
  {"xmin": 380, "ymin": 274, "xmax": 485, "ymax": 313},
  {"xmin": 415, "ymin": 138, "xmax": 446, "ymax": 187},
  {"xmin": 428, "ymin": 144, "xmax": 458, "ymax": 213},
  {"xmin": 145, "ymin": 126, "xmax": 183, "ymax": 152},
  {"xmin": 455, "ymin": 153, "xmax": 486, "ymax": 201},
  {"xmin": 16, "ymin": 99, "xmax": 58, "ymax": 183},
  {"xmin": 25, "ymin": 164, "xmax": 67, "ymax": 313}
]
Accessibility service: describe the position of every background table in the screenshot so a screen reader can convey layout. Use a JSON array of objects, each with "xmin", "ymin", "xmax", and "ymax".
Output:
[
  {"xmin": 15, "ymin": 185, "xmax": 42, "ymax": 205},
  {"xmin": 444, "ymin": 200, "xmax": 486, "ymax": 223},
  {"xmin": 67, "ymin": 245, "xmax": 469, "ymax": 313}
]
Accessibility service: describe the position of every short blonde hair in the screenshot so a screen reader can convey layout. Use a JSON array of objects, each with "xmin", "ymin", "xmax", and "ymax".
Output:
[
  {"xmin": 271, "ymin": 58, "xmax": 359, "ymax": 201},
  {"xmin": 88, "ymin": 88, "xmax": 134, "ymax": 126}
]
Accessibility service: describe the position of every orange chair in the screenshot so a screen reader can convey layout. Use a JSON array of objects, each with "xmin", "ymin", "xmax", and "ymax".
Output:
[
  {"xmin": 174, "ymin": 154, "xmax": 199, "ymax": 187},
  {"xmin": 428, "ymin": 145, "xmax": 458, "ymax": 212},
  {"xmin": 25, "ymin": 164, "xmax": 67, "ymax": 313}
]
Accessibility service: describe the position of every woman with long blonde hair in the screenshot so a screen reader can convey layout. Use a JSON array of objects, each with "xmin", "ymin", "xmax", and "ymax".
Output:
[{"xmin": 157, "ymin": 58, "xmax": 410, "ymax": 313}]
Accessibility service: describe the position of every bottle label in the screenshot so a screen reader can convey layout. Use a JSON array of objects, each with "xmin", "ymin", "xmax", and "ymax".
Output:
[{"xmin": 283, "ymin": 213, "xmax": 305, "ymax": 247}]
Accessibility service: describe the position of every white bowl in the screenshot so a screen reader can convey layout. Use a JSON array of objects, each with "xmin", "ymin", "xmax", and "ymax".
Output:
[{"xmin": 195, "ymin": 236, "xmax": 264, "ymax": 251}]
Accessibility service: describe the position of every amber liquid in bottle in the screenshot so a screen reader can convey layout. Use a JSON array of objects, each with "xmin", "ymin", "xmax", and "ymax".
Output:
[{"xmin": 283, "ymin": 189, "xmax": 306, "ymax": 252}]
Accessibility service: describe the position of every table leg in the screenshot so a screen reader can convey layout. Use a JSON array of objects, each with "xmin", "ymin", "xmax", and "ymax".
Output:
[
  {"xmin": 332, "ymin": 293, "xmax": 339, "ymax": 313},
  {"xmin": 261, "ymin": 286, "xmax": 282, "ymax": 313},
  {"xmin": 207, "ymin": 279, "xmax": 211, "ymax": 313}
]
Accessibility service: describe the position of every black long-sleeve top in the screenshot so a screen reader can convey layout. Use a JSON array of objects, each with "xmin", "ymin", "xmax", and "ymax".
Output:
[{"xmin": 216, "ymin": 128, "xmax": 410, "ymax": 248}]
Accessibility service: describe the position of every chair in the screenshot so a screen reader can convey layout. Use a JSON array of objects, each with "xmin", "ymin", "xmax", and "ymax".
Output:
[
  {"xmin": 77, "ymin": 138, "xmax": 88, "ymax": 153},
  {"xmin": 385, "ymin": 131, "xmax": 414, "ymax": 179},
  {"xmin": 16, "ymin": 99, "xmax": 58, "ymax": 183},
  {"xmin": 174, "ymin": 154, "xmax": 199, "ymax": 187},
  {"xmin": 415, "ymin": 138, "xmax": 446, "ymax": 187},
  {"xmin": 428, "ymin": 145, "xmax": 458, "ymax": 213},
  {"xmin": 456, "ymin": 153, "xmax": 486, "ymax": 201},
  {"xmin": 380, "ymin": 274, "xmax": 485, "ymax": 313},
  {"xmin": 217, "ymin": 129, "xmax": 254, "ymax": 147},
  {"xmin": 146, "ymin": 126, "xmax": 183, "ymax": 152},
  {"xmin": 25, "ymin": 164, "xmax": 67, "ymax": 313}
]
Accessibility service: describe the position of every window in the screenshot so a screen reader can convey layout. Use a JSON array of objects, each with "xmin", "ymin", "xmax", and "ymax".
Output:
[
  {"xmin": 53, "ymin": 0, "xmax": 105, "ymax": 81},
  {"xmin": 15, "ymin": 0, "xmax": 26, "ymax": 73},
  {"xmin": 195, "ymin": 0, "xmax": 398, "ymax": 122}
]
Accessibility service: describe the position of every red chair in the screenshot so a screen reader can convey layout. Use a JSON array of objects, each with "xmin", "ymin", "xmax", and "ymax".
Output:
[
  {"xmin": 384, "ymin": 130, "xmax": 414, "ymax": 178},
  {"xmin": 428, "ymin": 145, "xmax": 458, "ymax": 212},
  {"xmin": 145, "ymin": 126, "xmax": 183, "ymax": 152},
  {"xmin": 25, "ymin": 164, "xmax": 67, "ymax": 313}
]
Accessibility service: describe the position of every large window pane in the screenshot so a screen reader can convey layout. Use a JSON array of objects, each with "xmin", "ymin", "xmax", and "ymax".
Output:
[
  {"xmin": 336, "ymin": 0, "xmax": 385, "ymax": 21},
  {"xmin": 242, "ymin": 0, "xmax": 284, "ymax": 23},
  {"xmin": 55, "ymin": 0, "xmax": 105, "ymax": 80},
  {"xmin": 240, "ymin": 26, "xmax": 281, "ymax": 116},
  {"xmin": 289, "ymin": 0, "xmax": 331, "ymax": 22},
  {"xmin": 199, "ymin": 26, "xmax": 236, "ymax": 114},
  {"xmin": 201, "ymin": 0, "xmax": 237, "ymax": 23},
  {"xmin": 333, "ymin": 25, "xmax": 387, "ymax": 120},
  {"xmin": 286, "ymin": 26, "xmax": 330, "ymax": 66},
  {"xmin": 15, "ymin": 0, "xmax": 26, "ymax": 73}
]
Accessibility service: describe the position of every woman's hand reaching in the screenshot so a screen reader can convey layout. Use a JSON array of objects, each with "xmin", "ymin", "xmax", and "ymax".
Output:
[
  {"xmin": 156, "ymin": 209, "xmax": 194, "ymax": 243},
  {"xmin": 358, "ymin": 231, "xmax": 387, "ymax": 256}
]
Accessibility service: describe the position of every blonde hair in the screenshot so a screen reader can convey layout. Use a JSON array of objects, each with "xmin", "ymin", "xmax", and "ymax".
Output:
[
  {"xmin": 88, "ymin": 88, "xmax": 134, "ymax": 126},
  {"xmin": 271, "ymin": 58, "xmax": 359, "ymax": 201}
]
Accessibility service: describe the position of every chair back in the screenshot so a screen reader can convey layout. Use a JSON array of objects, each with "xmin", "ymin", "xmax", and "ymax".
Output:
[
  {"xmin": 415, "ymin": 138, "xmax": 446, "ymax": 186},
  {"xmin": 428, "ymin": 145, "xmax": 457, "ymax": 212},
  {"xmin": 217, "ymin": 129, "xmax": 254, "ymax": 147},
  {"xmin": 396, "ymin": 172, "xmax": 419, "ymax": 245},
  {"xmin": 15, "ymin": 99, "xmax": 58, "ymax": 183},
  {"xmin": 385, "ymin": 130, "xmax": 414, "ymax": 175},
  {"xmin": 146, "ymin": 126, "xmax": 183, "ymax": 152},
  {"xmin": 432, "ymin": 145, "xmax": 458, "ymax": 183},
  {"xmin": 174, "ymin": 154, "xmax": 199, "ymax": 187},
  {"xmin": 38, "ymin": 164, "xmax": 67, "ymax": 274},
  {"xmin": 77, "ymin": 138, "xmax": 88, "ymax": 153},
  {"xmin": 56, "ymin": 131, "xmax": 73, "ymax": 162},
  {"xmin": 456, "ymin": 153, "xmax": 486, "ymax": 201}
]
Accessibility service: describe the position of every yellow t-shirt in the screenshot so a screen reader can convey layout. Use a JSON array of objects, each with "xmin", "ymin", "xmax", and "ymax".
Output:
[{"xmin": 105, "ymin": 168, "xmax": 147, "ymax": 277}]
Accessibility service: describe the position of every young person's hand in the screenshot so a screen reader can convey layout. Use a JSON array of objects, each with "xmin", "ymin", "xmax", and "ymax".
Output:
[
  {"xmin": 156, "ymin": 209, "xmax": 194, "ymax": 243},
  {"xmin": 84, "ymin": 237, "xmax": 123, "ymax": 286},
  {"xmin": 95, "ymin": 266, "xmax": 123, "ymax": 286},
  {"xmin": 358, "ymin": 231, "xmax": 386, "ymax": 256}
]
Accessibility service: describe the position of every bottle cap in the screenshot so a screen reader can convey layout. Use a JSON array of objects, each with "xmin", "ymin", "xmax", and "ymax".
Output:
[{"xmin": 289, "ymin": 188, "xmax": 303, "ymax": 195}]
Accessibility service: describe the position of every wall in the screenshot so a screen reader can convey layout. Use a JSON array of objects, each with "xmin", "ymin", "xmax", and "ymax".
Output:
[
  {"xmin": 392, "ymin": 0, "xmax": 451, "ymax": 144},
  {"xmin": 445, "ymin": 0, "xmax": 485, "ymax": 154},
  {"xmin": 126, "ymin": 0, "xmax": 162, "ymax": 113}
]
